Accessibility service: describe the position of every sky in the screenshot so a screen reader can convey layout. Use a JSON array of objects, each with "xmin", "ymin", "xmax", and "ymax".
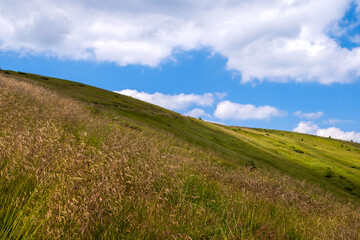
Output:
[{"xmin": 1, "ymin": 0, "xmax": 360, "ymax": 142}]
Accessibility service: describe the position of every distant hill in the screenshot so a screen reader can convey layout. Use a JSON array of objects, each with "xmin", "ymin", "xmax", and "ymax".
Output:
[{"xmin": 1, "ymin": 70, "xmax": 359, "ymax": 239}]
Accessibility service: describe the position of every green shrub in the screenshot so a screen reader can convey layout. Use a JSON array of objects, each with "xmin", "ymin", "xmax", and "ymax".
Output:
[
  {"xmin": 293, "ymin": 149, "xmax": 304, "ymax": 154},
  {"xmin": 325, "ymin": 170, "xmax": 334, "ymax": 178},
  {"xmin": 245, "ymin": 160, "xmax": 256, "ymax": 170}
]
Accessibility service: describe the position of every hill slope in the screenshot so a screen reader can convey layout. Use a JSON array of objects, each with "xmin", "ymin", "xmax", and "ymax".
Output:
[{"xmin": 1, "ymin": 70, "xmax": 360, "ymax": 239}]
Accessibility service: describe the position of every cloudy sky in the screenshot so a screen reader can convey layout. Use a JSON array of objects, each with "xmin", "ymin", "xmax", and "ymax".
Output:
[{"xmin": 1, "ymin": 0, "xmax": 360, "ymax": 142}]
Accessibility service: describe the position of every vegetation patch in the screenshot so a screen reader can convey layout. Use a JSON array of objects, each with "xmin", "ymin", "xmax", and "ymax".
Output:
[
  {"xmin": 1, "ymin": 72, "xmax": 360, "ymax": 239},
  {"xmin": 293, "ymin": 149, "xmax": 304, "ymax": 154},
  {"xmin": 245, "ymin": 160, "xmax": 256, "ymax": 170},
  {"xmin": 325, "ymin": 170, "xmax": 335, "ymax": 178}
]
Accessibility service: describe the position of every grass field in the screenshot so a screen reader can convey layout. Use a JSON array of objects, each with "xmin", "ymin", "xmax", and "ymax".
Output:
[{"xmin": 1, "ymin": 70, "xmax": 360, "ymax": 239}]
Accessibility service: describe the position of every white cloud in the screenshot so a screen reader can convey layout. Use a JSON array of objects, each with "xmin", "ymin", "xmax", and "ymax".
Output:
[
  {"xmin": 293, "ymin": 121, "xmax": 360, "ymax": 142},
  {"xmin": 115, "ymin": 89, "xmax": 215, "ymax": 110},
  {"xmin": 323, "ymin": 119, "xmax": 355, "ymax": 125},
  {"xmin": 294, "ymin": 110, "xmax": 323, "ymax": 119},
  {"xmin": 350, "ymin": 34, "xmax": 360, "ymax": 44},
  {"xmin": 215, "ymin": 92, "xmax": 227, "ymax": 99},
  {"xmin": 293, "ymin": 121, "xmax": 319, "ymax": 135},
  {"xmin": 317, "ymin": 127, "xmax": 360, "ymax": 142},
  {"xmin": 203, "ymin": 119, "xmax": 226, "ymax": 125},
  {"xmin": 184, "ymin": 108, "xmax": 211, "ymax": 119},
  {"xmin": 1, "ymin": 0, "xmax": 360, "ymax": 84},
  {"xmin": 214, "ymin": 100, "xmax": 287, "ymax": 121}
]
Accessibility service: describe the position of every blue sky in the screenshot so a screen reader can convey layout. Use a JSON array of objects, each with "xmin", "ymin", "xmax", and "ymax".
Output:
[{"xmin": 1, "ymin": 0, "xmax": 360, "ymax": 142}]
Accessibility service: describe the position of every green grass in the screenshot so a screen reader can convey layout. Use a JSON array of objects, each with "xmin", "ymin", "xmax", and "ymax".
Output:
[
  {"xmin": 1, "ymin": 69, "xmax": 360, "ymax": 239},
  {"xmin": 8, "ymin": 69, "xmax": 359, "ymax": 198}
]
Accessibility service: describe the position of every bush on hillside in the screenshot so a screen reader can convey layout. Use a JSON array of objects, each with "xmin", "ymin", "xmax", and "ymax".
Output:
[{"xmin": 245, "ymin": 160, "xmax": 256, "ymax": 170}]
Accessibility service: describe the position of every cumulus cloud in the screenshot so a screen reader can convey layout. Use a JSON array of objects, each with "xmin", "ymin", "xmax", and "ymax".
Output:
[
  {"xmin": 115, "ymin": 89, "xmax": 216, "ymax": 110},
  {"xmin": 184, "ymin": 108, "xmax": 211, "ymax": 119},
  {"xmin": 294, "ymin": 111, "xmax": 323, "ymax": 119},
  {"xmin": 293, "ymin": 121, "xmax": 360, "ymax": 142},
  {"xmin": 1, "ymin": 0, "xmax": 360, "ymax": 83},
  {"xmin": 214, "ymin": 100, "xmax": 287, "ymax": 121},
  {"xmin": 317, "ymin": 127, "xmax": 360, "ymax": 142},
  {"xmin": 293, "ymin": 121, "xmax": 319, "ymax": 135},
  {"xmin": 16, "ymin": 14, "xmax": 72, "ymax": 48}
]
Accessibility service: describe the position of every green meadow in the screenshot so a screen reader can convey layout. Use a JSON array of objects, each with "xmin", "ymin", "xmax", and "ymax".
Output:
[{"xmin": 1, "ymin": 70, "xmax": 360, "ymax": 239}]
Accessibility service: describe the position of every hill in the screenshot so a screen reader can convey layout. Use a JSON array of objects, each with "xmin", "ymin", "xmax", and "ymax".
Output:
[{"xmin": 1, "ymin": 70, "xmax": 360, "ymax": 239}]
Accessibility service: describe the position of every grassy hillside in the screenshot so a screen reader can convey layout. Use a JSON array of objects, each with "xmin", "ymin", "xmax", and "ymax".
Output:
[{"xmin": 1, "ymin": 70, "xmax": 360, "ymax": 239}]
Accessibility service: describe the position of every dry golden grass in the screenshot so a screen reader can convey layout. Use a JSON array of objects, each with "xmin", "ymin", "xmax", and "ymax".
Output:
[{"xmin": 1, "ymin": 74, "xmax": 360, "ymax": 239}]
